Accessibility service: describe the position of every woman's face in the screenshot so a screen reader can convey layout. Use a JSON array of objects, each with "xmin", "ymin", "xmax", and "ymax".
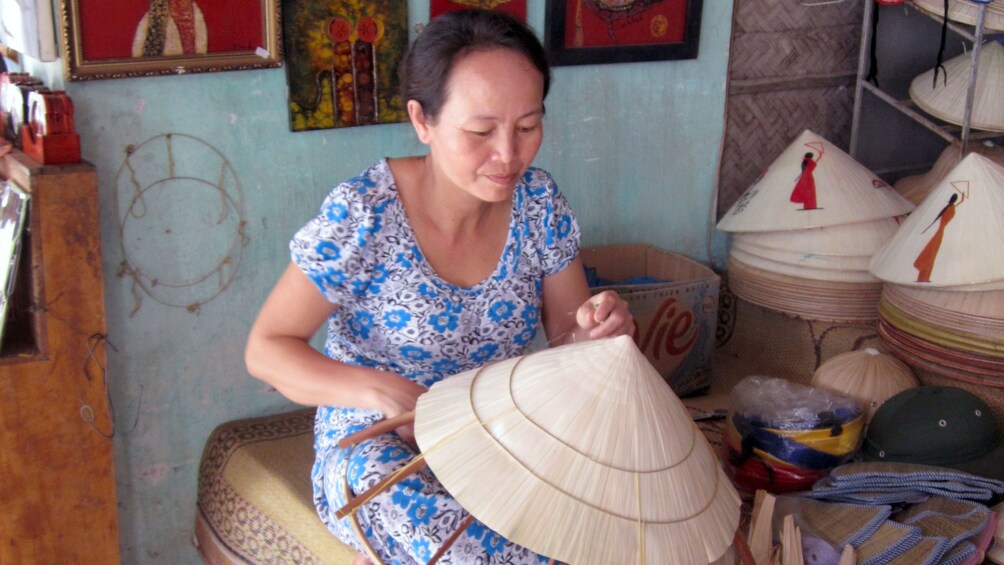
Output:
[{"xmin": 410, "ymin": 48, "xmax": 545, "ymax": 203}]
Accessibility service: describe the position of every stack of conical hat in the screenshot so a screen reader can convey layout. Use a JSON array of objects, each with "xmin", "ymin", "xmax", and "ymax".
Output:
[
  {"xmin": 894, "ymin": 143, "xmax": 1004, "ymax": 205},
  {"xmin": 909, "ymin": 40, "xmax": 1004, "ymax": 133},
  {"xmin": 717, "ymin": 130, "xmax": 915, "ymax": 322},
  {"xmin": 869, "ymin": 153, "xmax": 1004, "ymax": 387},
  {"xmin": 911, "ymin": 0, "xmax": 1004, "ymax": 32}
]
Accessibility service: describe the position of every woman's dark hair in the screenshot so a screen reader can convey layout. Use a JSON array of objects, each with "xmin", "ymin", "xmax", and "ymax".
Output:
[{"xmin": 400, "ymin": 9, "xmax": 551, "ymax": 121}]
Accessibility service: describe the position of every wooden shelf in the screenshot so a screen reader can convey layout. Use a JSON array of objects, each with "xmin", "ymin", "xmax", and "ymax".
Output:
[{"xmin": 0, "ymin": 148, "xmax": 120, "ymax": 564}]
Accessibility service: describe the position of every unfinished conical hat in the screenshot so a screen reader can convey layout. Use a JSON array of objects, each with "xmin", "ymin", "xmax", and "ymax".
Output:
[
  {"xmin": 717, "ymin": 130, "xmax": 914, "ymax": 233},
  {"xmin": 909, "ymin": 41, "xmax": 1004, "ymax": 133},
  {"xmin": 870, "ymin": 153, "xmax": 1004, "ymax": 288},
  {"xmin": 811, "ymin": 348, "xmax": 920, "ymax": 422},
  {"xmin": 738, "ymin": 216, "xmax": 904, "ymax": 256},
  {"xmin": 414, "ymin": 335, "xmax": 741, "ymax": 565},
  {"xmin": 911, "ymin": 0, "xmax": 1004, "ymax": 32}
]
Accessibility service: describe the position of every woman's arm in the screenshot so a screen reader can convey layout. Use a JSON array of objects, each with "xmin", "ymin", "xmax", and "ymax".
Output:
[
  {"xmin": 541, "ymin": 256, "xmax": 634, "ymax": 346},
  {"xmin": 245, "ymin": 262, "xmax": 426, "ymax": 421}
]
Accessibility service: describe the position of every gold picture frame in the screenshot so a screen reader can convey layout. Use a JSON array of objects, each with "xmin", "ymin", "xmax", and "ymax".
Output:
[{"xmin": 59, "ymin": 0, "xmax": 283, "ymax": 81}]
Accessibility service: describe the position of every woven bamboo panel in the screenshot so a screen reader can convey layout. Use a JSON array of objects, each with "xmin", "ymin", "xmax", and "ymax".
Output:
[
  {"xmin": 718, "ymin": 88, "xmax": 856, "ymax": 217},
  {"xmin": 730, "ymin": 26, "xmax": 862, "ymax": 81},
  {"xmin": 734, "ymin": 0, "xmax": 864, "ymax": 33},
  {"xmin": 716, "ymin": 0, "xmax": 864, "ymax": 220}
]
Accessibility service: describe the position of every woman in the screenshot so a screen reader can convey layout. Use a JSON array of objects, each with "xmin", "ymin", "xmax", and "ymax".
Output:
[
  {"xmin": 246, "ymin": 9, "xmax": 633, "ymax": 564},
  {"xmin": 914, "ymin": 190, "xmax": 965, "ymax": 283}
]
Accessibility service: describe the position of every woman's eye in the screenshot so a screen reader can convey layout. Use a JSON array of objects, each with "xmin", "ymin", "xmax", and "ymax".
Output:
[
  {"xmin": 518, "ymin": 124, "xmax": 540, "ymax": 133},
  {"xmin": 466, "ymin": 129, "xmax": 492, "ymax": 137}
]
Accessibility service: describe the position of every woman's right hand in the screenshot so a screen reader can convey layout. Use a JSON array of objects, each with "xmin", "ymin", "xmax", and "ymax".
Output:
[{"xmin": 364, "ymin": 371, "xmax": 428, "ymax": 447}]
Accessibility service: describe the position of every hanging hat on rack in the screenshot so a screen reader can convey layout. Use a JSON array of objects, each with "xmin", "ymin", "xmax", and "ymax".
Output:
[
  {"xmin": 911, "ymin": 0, "xmax": 1004, "ymax": 32},
  {"xmin": 870, "ymin": 153, "xmax": 1004, "ymax": 289},
  {"xmin": 909, "ymin": 41, "xmax": 1004, "ymax": 133},
  {"xmin": 717, "ymin": 130, "xmax": 914, "ymax": 233},
  {"xmin": 338, "ymin": 336, "xmax": 742, "ymax": 565}
]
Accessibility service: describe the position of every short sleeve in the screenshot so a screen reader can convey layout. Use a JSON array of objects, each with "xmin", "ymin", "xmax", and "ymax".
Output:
[
  {"xmin": 289, "ymin": 182, "xmax": 378, "ymax": 305},
  {"xmin": 530, "ymin": 169, "xmax": 581, "ymax": 277}
]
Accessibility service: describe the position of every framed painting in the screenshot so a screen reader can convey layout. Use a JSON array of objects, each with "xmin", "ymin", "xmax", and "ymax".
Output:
[
  {"xmin": 282, "ymin": 0, "xmax": 408, "ymax": 132},
  {"xmin": 544, "ymin": 0, "xmax": 703, "ymax": 66},
  {"xmin": 430, "ymin": 0, "xmax": 527, "ymax": 20},
  {"xmin": 59, "ymin": 0, "xmax": 283, "ymax": 80}
]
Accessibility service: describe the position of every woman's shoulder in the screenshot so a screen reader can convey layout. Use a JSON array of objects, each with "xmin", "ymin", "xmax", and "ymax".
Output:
[{"xmin": 325, "ymin": 159, "xmax": 398, "ymax": 208}]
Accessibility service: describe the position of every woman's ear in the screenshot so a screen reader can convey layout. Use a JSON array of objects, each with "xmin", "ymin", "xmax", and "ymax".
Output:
[{"xmin": 407, "ymin": 100, "xmax": 432, "ymax": 145}]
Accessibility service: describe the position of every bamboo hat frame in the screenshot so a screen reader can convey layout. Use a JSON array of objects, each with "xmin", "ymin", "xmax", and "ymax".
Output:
[
  {"xmin": 717, "ymin": 130, "xmax": 914, "ymax": 233},
  {"xmin": 336, "ymin": 336, "xmax": 742, "ymax": 565}
]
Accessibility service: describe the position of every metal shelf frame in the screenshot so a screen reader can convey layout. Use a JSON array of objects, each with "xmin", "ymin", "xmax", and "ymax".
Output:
[{"xmin": 850, "ymin": 0, "xmax": 993, "ymax": 160}]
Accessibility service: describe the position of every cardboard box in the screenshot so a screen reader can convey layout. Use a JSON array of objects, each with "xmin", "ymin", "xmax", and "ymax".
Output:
[{"xmin": 581, "ymin": 244, "xmax": 720, "ymax": 397}]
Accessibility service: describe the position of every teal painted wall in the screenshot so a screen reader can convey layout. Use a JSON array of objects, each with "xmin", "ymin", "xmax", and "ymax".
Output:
[{"xmin": 20, "ymin": 1, "xmax": 733, "ymax": 562}]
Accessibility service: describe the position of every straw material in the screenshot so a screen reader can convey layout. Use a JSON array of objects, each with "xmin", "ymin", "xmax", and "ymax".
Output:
[
  {"xmin": 781, "ymin": 515, "xmax": 803, "ymax": 565},
  {"xmin": 869, "ymin": 153, "xmax": 1004, "ymax": 288},
  {"xmin": 911, "ymin": 0, "xmax": 1004, "ymax": 32},
  {"xmin": 717, "ymin": 130, "xmax": 914, "ymax": 233},
  {"xmin": 894, "ymin": 144, "xmax": 1004, "ymax": 206},
  {"xmin": 810, "ymin": 348, "xmax": 919, "ymax": 423},
  {"xmin": 883, "ymin": 284, "xmax": 1004, "ymax": 337},
  {"xmin": 737, "ymin": 217, "xmax": 904, "ymax": 257},
  {"xmin": 909, "ymin": 41, "xmax": 1004, "ymax": 133},
  {"xmin": 749, "ymin": 490, "xmax": 777, "ymax": 565},
  {"xmin": 730, "ymin": 248, "xmax": 879, "ymax": 283},
  {"xmin": 727, "ymin": 256, "xmax": 883, "ymax": 323},
  {"xmin": 731, "ymin": 237, "xmax": 873, "ymax": 272},
  {"xmin": 413, "ymin": 336, "xmax": 742, "ymax": 565}
]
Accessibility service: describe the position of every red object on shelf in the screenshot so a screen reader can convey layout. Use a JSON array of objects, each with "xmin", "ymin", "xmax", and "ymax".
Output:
[{"xmin": 21, "ymin": 126, "xmax": 81, "ymax": 165}]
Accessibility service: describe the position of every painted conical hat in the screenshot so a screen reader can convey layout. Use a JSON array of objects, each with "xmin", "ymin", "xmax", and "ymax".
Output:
[
  {"xmin": 732, "ymin": 236, "xmax": 873, "ymax": 272},
  {"xmin": 909, "ymin": 41, "xmax": 1004, "ymax": 133},
  {"xmin": 811, "ymin": 348, "xmax": 919, "ymax": 423},
  {"xmin": 892, "ymin": 144, "xmax": 1004, "ymax": 205},
  {"xmin": 911, "ymin": 0, "xmax": 1004, "ymax": 32},
  {"xmin": 870, "ymin": 153, "xmax": 1004, "ymax": 287},
  {"xmin": 717, "ymin": 130, "xmax": 914, "ymax": 233},
  {"xmin": 414, "ymin": 336, "xmax": 741, "ymax": 565}
]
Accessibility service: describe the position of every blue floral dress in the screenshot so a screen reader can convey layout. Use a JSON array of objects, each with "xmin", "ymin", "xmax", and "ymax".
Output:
[{"xmin": 290, "ymin": 159, "xmax": 580, "ymax": 564}]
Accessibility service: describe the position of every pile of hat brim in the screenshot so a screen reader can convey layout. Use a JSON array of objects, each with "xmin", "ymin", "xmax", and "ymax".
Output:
[
  {"xmin": 869, "ymin": 153, "xmax": 1004, "ymax": 387},
  {"xmin": 718, "ymin": 130, "xmax": 915, "ymax": 322}
]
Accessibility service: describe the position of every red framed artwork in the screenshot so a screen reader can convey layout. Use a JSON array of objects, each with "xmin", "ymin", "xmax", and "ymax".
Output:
[
  {"xmin": 59, "ymin": 0, "xmax": 282, "ymax": 80},
  {"xmin": 544, "ymin": 0, "xmax": 702, "ymax": 66},
  {"xmin": 430, "ymin": 0, "xmax": 527, "ymax": 20}
]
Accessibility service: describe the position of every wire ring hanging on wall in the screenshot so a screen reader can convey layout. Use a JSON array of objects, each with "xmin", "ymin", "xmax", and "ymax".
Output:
[{"xmin": 114, "ymin": 133, "xmax": 247, "ymax": 315}]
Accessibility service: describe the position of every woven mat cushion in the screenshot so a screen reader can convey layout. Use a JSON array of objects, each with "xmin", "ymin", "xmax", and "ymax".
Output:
[{"xmin": 196, "ymin": 408, "xmax": 355, "ymax": 565}]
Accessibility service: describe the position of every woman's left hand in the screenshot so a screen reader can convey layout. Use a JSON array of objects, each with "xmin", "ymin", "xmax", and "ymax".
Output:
[{"xmin": 574, "ymin": 290, "xmax": 634, "ymax": 340}]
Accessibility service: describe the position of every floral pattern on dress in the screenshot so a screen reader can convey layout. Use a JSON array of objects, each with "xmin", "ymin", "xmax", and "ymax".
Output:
[{"xmin": 291, "ymin": 159, "xmax": 579, "ymax": 564}]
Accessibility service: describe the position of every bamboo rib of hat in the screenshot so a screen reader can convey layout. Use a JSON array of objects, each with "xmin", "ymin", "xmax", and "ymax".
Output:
[
  {"xmin": 414, "ymin": 336, "xmax": 741, "ymax": 565},
  {"xmin": 909, "ymin": 41, "xmax": 1004, "ymax": 133},
  {"xmin": 869, "ymin": 152, "xmax": 1004, "ymax": 289},
  {"xmin": 717, "ymin": 130, "xmax": 914, "ymax": 233},
  {"xmin": 911, "ymin": 0, "xmax": 1004, "ymax": 32}
]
